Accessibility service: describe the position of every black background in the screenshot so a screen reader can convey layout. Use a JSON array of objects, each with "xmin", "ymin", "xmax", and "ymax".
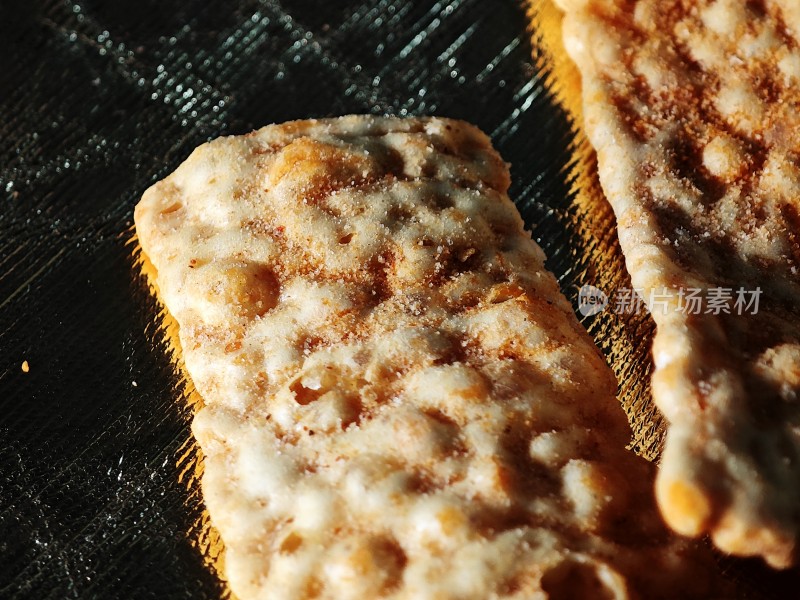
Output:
[{"xmin": 0, "ymin": 0, "xmax": 795, "ymax": 598}]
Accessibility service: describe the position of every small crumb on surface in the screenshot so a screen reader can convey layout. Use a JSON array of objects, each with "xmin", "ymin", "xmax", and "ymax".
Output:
[
  {"xmin": 132, "ymin": 380, "xmax": 138, "ymax": 387},
  {"xmin": 21, "ymin": 360, "xmax": 29, "ymax": 373}
]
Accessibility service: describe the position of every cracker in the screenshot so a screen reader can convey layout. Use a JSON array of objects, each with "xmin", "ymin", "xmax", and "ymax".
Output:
[
  {"xmin": 556, "ymin": 0, "xmax": 800, "ymax": 567},
  {"xmin": 136, "ymin": 116, "xmax": 726, "ymax": 598}
]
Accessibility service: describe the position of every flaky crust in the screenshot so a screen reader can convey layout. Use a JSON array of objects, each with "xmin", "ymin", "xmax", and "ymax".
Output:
[
  {"xmin": 557, "ymin": 0, "xmax": 800, "ymax": 567},
  {"xmin": 135, "ymin": 116, "xmax": 726, "ymax": 598}
]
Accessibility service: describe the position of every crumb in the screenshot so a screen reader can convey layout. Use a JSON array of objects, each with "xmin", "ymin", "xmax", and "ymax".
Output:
[{"xmin": 21, "ymin": 360, "xmax": 29, "ymax": 373}]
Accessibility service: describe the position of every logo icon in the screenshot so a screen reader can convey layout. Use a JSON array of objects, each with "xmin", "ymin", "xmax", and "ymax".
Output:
[{"xmin": 578, "ymin": 285, "xmax": 608, "ymax": 317}]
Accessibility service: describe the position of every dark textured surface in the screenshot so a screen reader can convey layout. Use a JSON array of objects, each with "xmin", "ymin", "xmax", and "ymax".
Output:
[{"xmin": 0, "ymin": 0, "xmax": 792, "ymax": 598}]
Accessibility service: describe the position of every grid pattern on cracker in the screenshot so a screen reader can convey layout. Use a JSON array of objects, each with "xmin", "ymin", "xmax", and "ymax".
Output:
[
  {"xmin": 135, "ymin": 116, "xmax": 725, "ymax": 598},
  {"xmin": 556, "ymin": 0, "xmax": 800, "ymax": 567}
]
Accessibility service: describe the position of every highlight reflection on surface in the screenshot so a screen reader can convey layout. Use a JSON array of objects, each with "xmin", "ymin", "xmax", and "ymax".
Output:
[
  {"xmin": 134, "ymin": 241, "xmax": 232, "ymax": 599},
  {"xmin": 529, "ymin": 0, "xmax": 665, "ymax": 462}
]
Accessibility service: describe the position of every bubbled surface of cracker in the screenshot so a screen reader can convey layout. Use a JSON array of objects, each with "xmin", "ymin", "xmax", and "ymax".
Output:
[
  {"xmin": 556, "ymin": 0, "xmax": 800, "ymax": 567},
  {"xmin": 135, "ymin": 115, "xmax": 727, "ymax": 599}
]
